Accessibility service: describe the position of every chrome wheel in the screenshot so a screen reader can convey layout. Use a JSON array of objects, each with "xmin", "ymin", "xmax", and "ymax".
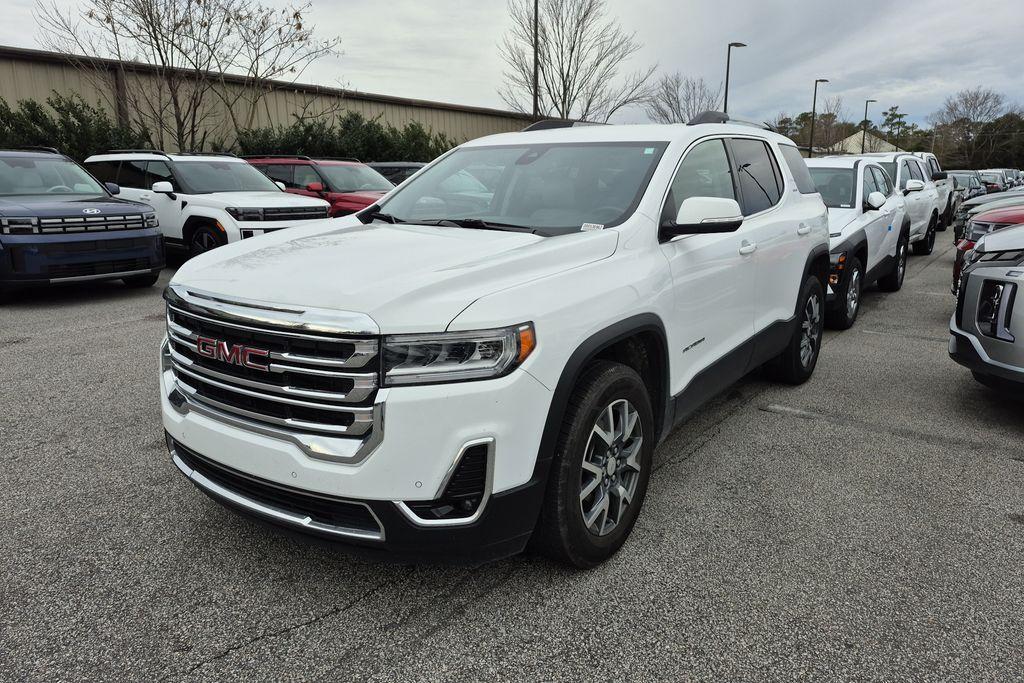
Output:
[
  {"xmin": 897, "ymin": 242, "xmax": 907, "ymax": 285},
  {"xmin": 846, "ymin": 268, "xmax": 861, "ymax": 319},
  {"xmin": 799, "ymin": 292, "xmax": 822, "ymax": 368},
  {"xmin": 580, "ymin": 399, "xmax": 643, "ymax": 537}
]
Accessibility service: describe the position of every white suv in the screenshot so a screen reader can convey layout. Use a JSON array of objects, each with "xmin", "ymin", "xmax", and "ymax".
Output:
[
  {"xmin": 913, "ymin": 151, "xmax": 955, "ymax": 230},
  {"xmin": 854, "ymin": 152, "xmax": 942, "ymax": 255},
  {"xmin": 159, "ymin": 115, "xmax": 830, "ymax": 566},
  {"xmin": 84, "ymin": 151, "xmax": 330, "ymax": 256},
  {"xmin": 805, "ymin": 157, "xmax": 910, "ymax": 329}
]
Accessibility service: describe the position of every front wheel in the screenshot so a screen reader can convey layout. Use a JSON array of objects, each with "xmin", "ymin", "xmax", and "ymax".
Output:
[
  {"xmin": 825, "ymin": 256, "xmax": 862, "ymax": 330},
  {"xmin": 766, "ymin": 275, "xmax": 825, "ymax": 385},
  {"xmin": 878, "ymin": 233, "xmax": 908, "ymax": 292},
  {"xmin": 188, "ymin": 225, "xmax": 226, "ymax": 258},
  {"xmin": 532, "ymin": 361, "xmax": 654, "ymax": 568},
  {"xmin": 913, "ymin": 214, "xmax": 937, "ymax": 255}
]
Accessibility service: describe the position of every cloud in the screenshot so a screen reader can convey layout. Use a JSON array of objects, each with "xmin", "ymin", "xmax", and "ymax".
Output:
[{"xmin": 1, "ymin": 0, "xmax": 1021, "ymax": 128}]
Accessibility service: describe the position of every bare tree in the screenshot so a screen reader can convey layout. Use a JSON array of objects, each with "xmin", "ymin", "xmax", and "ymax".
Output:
[
  {"xmin": 35, "ymin": 0, "xmax": 340, "ymax": 150},
  {"xmin": 930, "ymin": 87, "xmax": 1009, "ymax": 166},
  {"xmin": 766, "ymin": 112, "xmax": 796, "ymax": 138},
  {"xmin": 499, "ymin": 0, "xmax": 656, "ymax": 122},
  {"xmin": 644, "ymin": 74, "xmax": 721, "ymax": 124},
  {"xmin": 815, "ymin": 95, "xmax": 848, "ymax": 154}
]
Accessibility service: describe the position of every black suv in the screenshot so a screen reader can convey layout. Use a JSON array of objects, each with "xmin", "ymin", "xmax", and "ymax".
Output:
[{"xmin": 0, "ymin": 148, "xmax": 164, "ymax": 298}]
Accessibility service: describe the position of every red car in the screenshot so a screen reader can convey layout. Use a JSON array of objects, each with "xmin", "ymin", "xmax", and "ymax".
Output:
[
  {"xmin": 953, "ymin": 204, "xmax": 1024, "ymax": 293},
  {"xmin": 244, "ymin": 155, "xmax": 395, "ymax": 217}
]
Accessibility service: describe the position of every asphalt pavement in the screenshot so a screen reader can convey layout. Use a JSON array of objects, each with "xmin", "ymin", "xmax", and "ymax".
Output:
[{"xmin": 2, "ymin": 237, "xmax": 1023, "ymax": 681}]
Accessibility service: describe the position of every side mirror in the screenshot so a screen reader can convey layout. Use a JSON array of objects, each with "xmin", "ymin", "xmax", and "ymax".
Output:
[
  {"xmin": 904, "ymin": 179, "xmax": 925, "ymax": 194},
  {"xmin": 274, "ymin": 181, "xmax": 286, "ymax": 191},
  {"xmin": 932, "ymin": 171, "xmax": 948, "ymax": 181},
  {"xmin": 306, "ymin": 181, "xmax": 325, "ymax": 193},
  {"xmin": 663, "ymin": 197, "xmax": 744, "ymax": 239},
  {"xmin": 152, "ymin": 181, "xmax": 174, "ymax": 194},
  {"xmin": 104, "ymin": 182, "xmax": 120, "ymax": 195},
  {"xmin": 865, "ymin": 191, "xmax": 886, "ymax": 211}
]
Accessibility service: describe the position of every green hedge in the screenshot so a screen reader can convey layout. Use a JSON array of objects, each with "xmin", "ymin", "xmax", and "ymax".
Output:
[
  {"xmin": 235, "ymin": 112, "xmax": 456, "ymax": 162},
  {"xmin": 0, "ymin": 94, "xmax": 148, "ymax": 161}
]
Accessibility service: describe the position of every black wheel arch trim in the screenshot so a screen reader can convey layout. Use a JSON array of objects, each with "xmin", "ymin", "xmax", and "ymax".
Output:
[{"xmin": 534, "ymin": 314, "xmax": 671, "ymax": 474}]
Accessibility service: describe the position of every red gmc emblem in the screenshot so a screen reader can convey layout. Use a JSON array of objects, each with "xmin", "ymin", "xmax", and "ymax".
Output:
[{"xmin": 195, "ymin": 336, "xmax": 270, "ymax": 371}]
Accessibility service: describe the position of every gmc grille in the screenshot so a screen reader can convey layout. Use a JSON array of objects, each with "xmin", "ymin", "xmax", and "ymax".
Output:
[{"xmin": 165, "ymin": 300, "xmax": 380, "ymax": 440}]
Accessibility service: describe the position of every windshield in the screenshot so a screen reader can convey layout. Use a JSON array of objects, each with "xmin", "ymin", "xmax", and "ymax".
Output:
[
  {"xmin": 318, "ymin": 164, "xmax": 393, "ymax": 192},
  {"xmin": 0, "ymin": 157, "xmax": 106, "ymax": 197},
  {"xmin": 377, "ymin": 142, "xmax": 668, "ymax": 235},
  {"xmin": 981, "ymin": 173, "xmax": 1002, "ymax": 183},
  {"xmin": 808, "ymin": 167, "xmax": 856, "ymax": 208},
  {"xmin": 173, "ymin": 160, "xmax": 281, "ymax": 193}
]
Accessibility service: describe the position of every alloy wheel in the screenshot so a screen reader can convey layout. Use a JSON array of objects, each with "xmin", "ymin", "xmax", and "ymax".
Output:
[
  {"xmin": 800, "ymin": 292, "xmax": 822, "ymax": 368},
  {"xmin": 192, "ymin": 231, "xmax": 219, "ymax": 254},
  {"xmin": 897, "ymin": 242, "xmax": 907, "ymax": 285},
  {"xmin": 579, "ymin": 399, "xmax": 643, "ymax": 537},
  {"xmin": 846, "ymin": 268, "xmax": 861, "ymax": 319}
]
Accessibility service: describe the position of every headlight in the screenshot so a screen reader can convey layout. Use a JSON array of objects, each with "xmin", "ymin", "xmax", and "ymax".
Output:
[
  {"xmin": 0, "ymin": 216, "xmax": 39, "ymax": 234},
  {"xmin": 382, "ymin": 323, "xmax": 536, "ymax": 386},
  {"xmin": 226, "ymin": 207, "xmax": 264, "ymax": 221},
  {"xmin": 144, "ymin": 212, "xmax": 159, "ymax": 228}
]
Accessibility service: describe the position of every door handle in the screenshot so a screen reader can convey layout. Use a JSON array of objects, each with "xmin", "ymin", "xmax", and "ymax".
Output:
[
  {"xmin": 738, "ymin": 240, "xmax": 757, "ymax": 255},
  {"xmin": 140, "ymin": 194, "xmax": 152, "ymax": 201},
  {"xmin": 797, "ymin": 224, "xmax": 811, "ymax": 236}
]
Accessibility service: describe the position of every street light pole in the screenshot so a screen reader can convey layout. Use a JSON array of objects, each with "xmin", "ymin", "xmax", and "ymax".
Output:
[
  {"xmin": 723, "ymin": 42, "xmax": 746, "ymax": 114},
  {"xmin": 532, "ymin": 0, "xmax": 539, "ymax": 118},
  {"xmin": 808, "ymin": 78, "xmax": 829, "ymax": 158},
  {"xmin": 861, "ymin": 98, "xmax": 877, "ymax": 153}
]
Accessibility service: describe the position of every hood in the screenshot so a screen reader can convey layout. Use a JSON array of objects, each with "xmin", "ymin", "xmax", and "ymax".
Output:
[
  {"xmin": 201, "ymin": 191, "xmax": 329, "ymax": 209},
  {"xmin": 974, "ymin": 205, "xmax": 1024, "ymax": 223},
  {"xmin": 0, "ymin": 195, "xmax": 151, "ymax": 217},
  {"xmin": 825, "ymin": 207, "xmax": 859, "ymax": 235},
  {"xmin": 172, "ymin": 220, "xmax": 619, "ymax": 332},
  {"xmin": 326, "ymin": 190, "xmax": 387, "ymax": 205},
  {"xmin": 978, "ymin": 223, "xmax": 1024, "ymax": 252}
]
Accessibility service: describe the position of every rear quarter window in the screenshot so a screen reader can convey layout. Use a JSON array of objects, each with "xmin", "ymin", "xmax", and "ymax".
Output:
[{"xmin": 779, "ymin": 144, "xmax": 817, "ymax": 194}]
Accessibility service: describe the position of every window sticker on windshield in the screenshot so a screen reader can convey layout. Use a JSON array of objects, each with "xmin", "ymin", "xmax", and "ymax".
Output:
[
  {"xmin": 840, "ymin": 204, "xmax": 852, "ymax": 208},
  {"xmin": 581, "ymin": 223, "xmax": 605, "ymax": 231},
  {"xmin": 643, "ymin": 148, "xmax": 655, "ymax": 155}
]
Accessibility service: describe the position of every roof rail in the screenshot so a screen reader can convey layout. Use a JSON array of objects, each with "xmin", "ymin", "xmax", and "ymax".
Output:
[
  {"xmin": 521, "ymin": 119, "xmax": 604, "ymax": 132},
  {"xmin": 12, "ymin": 146, "xmax": 61, "ymax": 154},
  {"xmin": 176, "ymin": 151, "xmax": 239, "ymax": 158},
  {"xmin": 687, "ymin": 111, "xmax": 769, "ymax": 130},
  {"xmin": 105, "ymin": 148, "xmax": 171, "ymax": 157},
  {"xmin": 239, "ymin": 154, "xmax": 312, "ymax": 161},
  {"xmin": 317, "ymin": 156, "xmax": 362, "ymax": 163}
]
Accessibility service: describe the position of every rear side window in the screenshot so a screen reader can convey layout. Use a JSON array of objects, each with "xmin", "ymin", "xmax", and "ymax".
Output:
[
  {"xmin": 86, "ymin": 160, "xmax": 120, "ymax": 184},
  {"xmin": 730, "ymin": 138, "xmax": 782, "ymax": 215},
  {"xmin": 779, "ymin": 144, "xmax": 816, "ymax": 194},
  {"xmin": 661, "ymin": 139, "xmax": 736, "ymax": 225}
]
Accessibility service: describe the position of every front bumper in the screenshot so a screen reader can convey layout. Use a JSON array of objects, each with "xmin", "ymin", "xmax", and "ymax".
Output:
[
  {"xmin": 949, "ymin": 326, "xmax": 1024, "ymax": 388},
  {"xmin": 0, "ymin": 229, "xmax": 164, "ymax": 288},
  {"xmin": 160, "ymin": 338, "xmax": 555, "ymax": 562}
]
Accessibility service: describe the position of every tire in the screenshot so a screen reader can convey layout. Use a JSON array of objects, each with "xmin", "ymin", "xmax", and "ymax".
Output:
[
  {"xmin": 188, "ymin": 225, "xmax": 226, "ymax": 258},
  {"xmin": 825, "ymin": 256, "xmax": 862, "ymax": 330},
  {"xmin": 532, "ymin": 360, "xmax": 655, "ymax": 568},
  {"xmin": 765, "ymin": 275, "xmax": 825, "ymax": 385},
  {"xmin": 937, "ymin": 197, "xmax": 951, "ymax": 232},
  {"xmin": 912, "ymin": 213, "xmax": 937, "ymax": 255},
  {"xmin": 877, "ymin": 231, "xmax": 908, "ymax": 292},
  {"xmin": 122, "ymin": 272, "xmax": 160, "ymax": 288}
]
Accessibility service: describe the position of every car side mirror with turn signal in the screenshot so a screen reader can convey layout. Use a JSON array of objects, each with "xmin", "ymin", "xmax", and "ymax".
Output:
[
  {"xmin": 661, "ymin": 197, "xmax": 744, "ymax": 240},
  {"xmin": 865, "ymin": 191, "xmax": 886, "ymax": 211},
  {"xmin": 904, "ymin": 179, "xmax": 925, "ymax": 195}
]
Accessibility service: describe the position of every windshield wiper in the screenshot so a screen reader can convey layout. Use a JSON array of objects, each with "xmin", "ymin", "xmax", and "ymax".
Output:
[
  {"xmin": 359, "ymin": 205, "xmax": 405, "ymax": 224},
  {"xmin": 419, "ymin": 218, "xmax": 536, "ymax": 233}
]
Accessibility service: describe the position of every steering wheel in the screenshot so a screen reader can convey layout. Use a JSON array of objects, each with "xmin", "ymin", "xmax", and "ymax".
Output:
[
  {"xmin": 47, "ymin": 185, "xmax": 74, "ymax": 193},
  {"xmin": 589, "ymin": 206, "xmax": 623, "ymax": 223}
]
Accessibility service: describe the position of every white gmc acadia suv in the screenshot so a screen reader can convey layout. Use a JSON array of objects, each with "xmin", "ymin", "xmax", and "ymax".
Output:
[
  {"xmin": 159, "ymin": 114, "xmax": 830, "ymax": 566},
  {"xmin": 805, "ymin": 157, "xmax": 910, "ymax": 329},
  {"xmin": 84, "ymin": 151, "xmax": 330, "ymax": 256}
]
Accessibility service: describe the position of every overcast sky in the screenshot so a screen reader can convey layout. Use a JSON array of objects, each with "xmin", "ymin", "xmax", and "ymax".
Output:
[{"xmin": 3, "ymin": 0, "xmax": 1022, "ymax": 128}]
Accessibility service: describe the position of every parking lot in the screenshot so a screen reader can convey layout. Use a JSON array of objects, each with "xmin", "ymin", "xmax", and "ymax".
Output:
[{"xmin": 2, "ymin": 238, "xmax": 1023, "ymax": 681}]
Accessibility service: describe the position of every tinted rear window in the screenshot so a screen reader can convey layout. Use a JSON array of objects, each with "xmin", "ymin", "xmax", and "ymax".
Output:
[{"xmin": 779, "ymin": 144, "xmax": 816, "ymax": 194}]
